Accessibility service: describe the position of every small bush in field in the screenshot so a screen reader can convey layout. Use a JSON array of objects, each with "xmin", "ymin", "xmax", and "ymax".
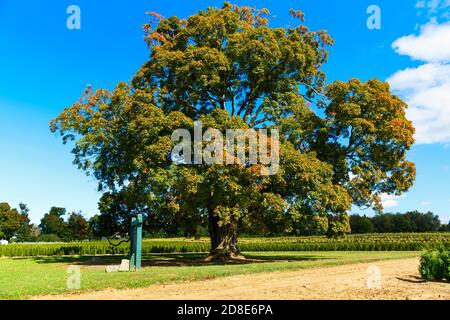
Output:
[{"xmin": 419, "ymin": 247, "xmax": 450, "ymax": 281}]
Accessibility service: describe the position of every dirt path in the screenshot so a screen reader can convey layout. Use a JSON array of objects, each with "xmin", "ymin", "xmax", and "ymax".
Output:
[{"xmin": 38, "ymin": 258, "xmax": 450, "ymax": 300}]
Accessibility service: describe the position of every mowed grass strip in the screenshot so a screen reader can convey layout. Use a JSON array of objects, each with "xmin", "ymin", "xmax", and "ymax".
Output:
[{"xmin": 0, "ymin": 251, "xmax": 419, "ymax": 300}]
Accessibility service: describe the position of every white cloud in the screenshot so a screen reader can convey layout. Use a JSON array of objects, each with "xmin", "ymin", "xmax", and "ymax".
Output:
[
  {"xmin": 388, "ymin": 63, "xmax": 450, "ymax": 144},
  {"xmin": 421, "ymin": 201, "xmax": 431, "ymax": 205},
  {"xmin": 380, "ymin": 194, "xmax": 402, "ymax": 208},
  {"xmin": 388, "ymin": 63, "xmax": 450, "ymax": 91},
  {"xmin": 392, "ymin": 22, "xmax": 450, "ymax": 62},
  {"xmin": 388, "ymin": 21, "xmax": 450, "ymax": 145}
]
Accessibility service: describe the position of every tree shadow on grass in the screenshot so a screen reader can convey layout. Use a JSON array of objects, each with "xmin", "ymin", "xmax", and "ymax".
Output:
[{"xmin": 25, "ymin": 252, "xmax": 328, "ymax": 267}]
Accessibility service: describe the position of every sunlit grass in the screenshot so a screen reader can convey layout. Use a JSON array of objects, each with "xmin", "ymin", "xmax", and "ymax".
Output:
[{"xmin": 0, "ymin": 251, "xmax": 420, "ymax": 300}]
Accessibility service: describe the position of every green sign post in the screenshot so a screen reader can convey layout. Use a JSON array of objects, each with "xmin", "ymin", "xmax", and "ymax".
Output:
[{"xmin": 129, "ymin": 214, "xmax": 143, "ymax": 271}]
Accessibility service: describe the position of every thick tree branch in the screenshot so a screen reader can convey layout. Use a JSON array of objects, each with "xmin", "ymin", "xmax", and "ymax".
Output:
[
  {"xmin": 299, "ymin": 81, "xmax": 323, "ymax": 98},
  {"xmin": 231, "ymin": 95, "xmax": 236, "ymax": 116},
  {"xmin": 249, "ymin": 104, "xmax": 265, "ymax": 126}
]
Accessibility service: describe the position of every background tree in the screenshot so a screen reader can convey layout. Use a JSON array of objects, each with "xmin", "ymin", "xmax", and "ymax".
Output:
[
  {"xmin": 439, "ymin": 221, "xmax": 450, "ymax": 232},
  {"xmin": 51, "ymin": 3, "xmax": 415, "ymax": 261},
  {"xmin": 352, "ymin": 211, "xmax": 441, "ymax": 233},
  {"xmin": 67, "ymin": 212, "xmax": 89, "ymax": 241},
  {"xmin": 0, "ymin": 203, "xmax": 21, "ymax": 240},
  {"xmin": 15, "ymin": 203, "xmax": 35, "ymax": 242},
  {"xmin": 349, "ymin": 214, "xmax": 374, "ymax": 234},
  {"xmin": 88, "ymin": 215, "xmax": 102, "ymax": 239},
  {"xmin": 39, "ymin": 207, "xmax": 68, "ymax": 241},
  {"xmin": 29, "ymin": 224, "xmax": 41, "ymax": 240},
  {"xmin": 406, "ymin": 211, "xmax": 440, "ymax": 232}
]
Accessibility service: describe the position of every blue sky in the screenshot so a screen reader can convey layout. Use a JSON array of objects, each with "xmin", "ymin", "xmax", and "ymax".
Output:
[{"xmin": 0, "ymin": 0, "xmax": 449, "ymax": 224}]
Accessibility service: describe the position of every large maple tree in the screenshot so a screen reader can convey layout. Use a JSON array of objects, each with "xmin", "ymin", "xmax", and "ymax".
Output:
[{"xmin": 51, "ymin": 3, "xmax": 415, "ymax": 261}]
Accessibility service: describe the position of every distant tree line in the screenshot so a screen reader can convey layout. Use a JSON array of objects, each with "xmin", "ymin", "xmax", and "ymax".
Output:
[
  {"xmin": 0, "ymin": 201, "xmax": 183, "ymax": 242},
  {"xmin": 0, "ymin": 202, "xmax": 91, "ymax": 242},
  {"xmin": 89, "ymin": 209, "xmax": 450, "ymax": 238},
  {"xmin": 350, "ymin": 211, "xmax": 450, "ymax": 234},
  {"xmin": 1, "ymin": 201, "xmax": 449, "ymax": 242}
]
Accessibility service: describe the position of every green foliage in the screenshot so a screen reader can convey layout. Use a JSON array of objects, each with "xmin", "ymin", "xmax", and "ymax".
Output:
[
  {"xmin": 67, "ymin": 212, "xmax": 89, "ymax": 241},
  {"xmin": 419, "ymin": 247, "xmax": 450, "ymax": 281},
  {"xmin": 0, "ymin": 203, "xmax": 21, "ymax": 240},
  {"xmin": 50, "ymin": 3, "xmax": 415, "ymax": 251},
  {"xmin": 351, "ymin": 211, "xmax": 442, "ymax": 234},
  {"xmin": 439, "ymin": 223, "xmax": 450, "ymax": 232},
  {"xmin": 314, "ymin": 79, "xmax": 416, "ymax": 213},
  {"xmin": 39, "ymin": 207, "xmax": 69, "ymax": 241},
  {"xmin": 38, "ymin": 208, "xmax": 90, "ymax": 242},
  {"xmin": 14, "ymin": 203, "xmax": 35, "ymax": 242},
  {"xmin": 350, "ymin": 214, "xmax": 374, "ymax": 234},
  {"xmin": 1, "ymin": 233, "xmax": 449, "ymax": 257}
]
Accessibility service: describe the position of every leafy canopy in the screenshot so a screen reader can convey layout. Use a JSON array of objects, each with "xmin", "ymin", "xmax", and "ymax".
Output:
[{"xmin": 51, "ymin": 3, "xmax": 415, "ymax": 238}]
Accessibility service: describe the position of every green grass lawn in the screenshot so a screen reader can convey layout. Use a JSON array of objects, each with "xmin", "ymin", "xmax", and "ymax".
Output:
[{"xmin": 0, "ymin": 251, "xmax": 419, "ymax": 300}]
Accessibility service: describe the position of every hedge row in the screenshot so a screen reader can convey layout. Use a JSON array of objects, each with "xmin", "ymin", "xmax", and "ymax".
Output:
[
  {"xmin": 1, "ymin": 234, "xmax": 449, "ymax": 257},
  {"xmin": 0, "ymin": 241, "xmax": 210, "ymax": 257},
  {"xmin": 239, "ymin": 233, "xmax": 450, "ymax": 244}
]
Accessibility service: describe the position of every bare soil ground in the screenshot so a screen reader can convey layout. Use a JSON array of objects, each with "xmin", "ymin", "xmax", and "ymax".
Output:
[{"xmin": 37, "ymin": 258, "xmax": 449, "ymax": 300}]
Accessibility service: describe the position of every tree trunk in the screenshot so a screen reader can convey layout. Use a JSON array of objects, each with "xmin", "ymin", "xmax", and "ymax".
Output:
[{"xmin": 205, "ymin": 213, "xmax": 245, "ymax": 262}]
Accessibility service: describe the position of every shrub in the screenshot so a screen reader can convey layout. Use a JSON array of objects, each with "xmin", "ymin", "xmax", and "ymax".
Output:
[{"xmin": 419, "ymin": 247, "xmax": 450, "ymax": 281}]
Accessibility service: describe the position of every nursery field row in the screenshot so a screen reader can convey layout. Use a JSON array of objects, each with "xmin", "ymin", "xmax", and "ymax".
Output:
[{"xmin": 1, "ymin": 233, "xmax": 449, "ymax": 257}]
